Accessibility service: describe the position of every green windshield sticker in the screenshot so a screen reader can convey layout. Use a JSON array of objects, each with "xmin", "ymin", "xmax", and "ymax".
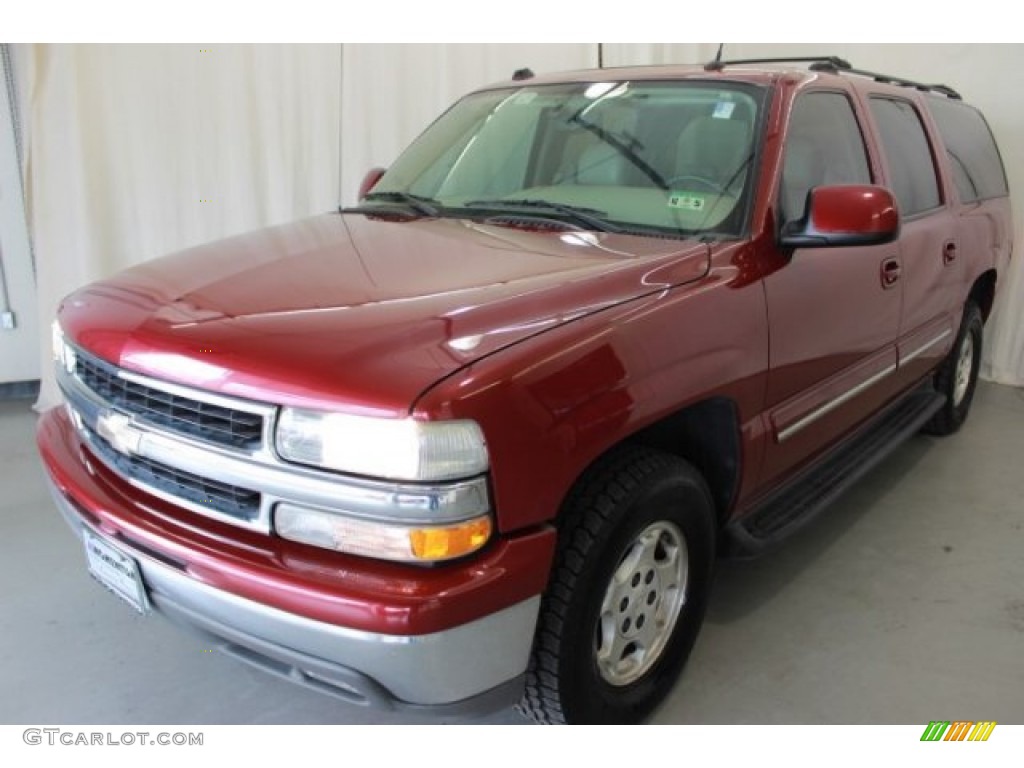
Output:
[{"xmin": 668, "ymin": 193, "xmax": 706, "ymax": 211}]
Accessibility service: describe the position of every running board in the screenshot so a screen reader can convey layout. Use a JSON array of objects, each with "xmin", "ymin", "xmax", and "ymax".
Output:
[{"xmin": 726, "ymin": 386, "xmax": 945, "ymax": 557}]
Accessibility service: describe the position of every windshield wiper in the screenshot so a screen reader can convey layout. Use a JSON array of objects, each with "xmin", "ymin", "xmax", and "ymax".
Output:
[
  {"xmin": 350, "ymin": 191, "xmax": 441, "ymax": 217},
  {"xmin": 465, "ymin": 198, "xmax": 619, "ymax": 233},
  {"xmin": 567, "ymin": 113, "xmax": 671, "ymax": 191}
]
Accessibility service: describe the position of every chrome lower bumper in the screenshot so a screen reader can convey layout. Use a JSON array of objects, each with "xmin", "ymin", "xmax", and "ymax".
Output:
[{"xmin": 48, "ymin": 478, "xmax": 539, "ymax": 715}]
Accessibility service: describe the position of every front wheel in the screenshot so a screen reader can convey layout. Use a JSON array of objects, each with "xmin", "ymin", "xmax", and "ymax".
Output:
[{"xmin": 517, "ymin": 447, "xmax": 716, "ymax": 724}]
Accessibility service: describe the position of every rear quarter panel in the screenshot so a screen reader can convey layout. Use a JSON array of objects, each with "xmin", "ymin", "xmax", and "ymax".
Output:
[{"xmin": 957, "ymin": 196, "xmax": 1013, "ymax": 298}]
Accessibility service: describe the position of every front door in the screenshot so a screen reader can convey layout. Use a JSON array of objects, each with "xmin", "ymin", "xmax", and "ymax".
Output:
[{"xmin": 760, "ymin": 90, "xmax": 903, "ymax": 488}]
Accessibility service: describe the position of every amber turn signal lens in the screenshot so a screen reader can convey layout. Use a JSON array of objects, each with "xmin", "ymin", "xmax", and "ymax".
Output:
[
  {"xmin": 275, "ymin": 504, "xmax": 493, "ymax": 563},
  {"xmin": 410, "ymin": 517, "xmax": 492, "ymax": 561}
]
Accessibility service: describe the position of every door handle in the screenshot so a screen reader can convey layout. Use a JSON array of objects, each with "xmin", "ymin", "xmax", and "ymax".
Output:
[
  {"xmin": 881, "ymin": 257, "xmax": 902, "ymax": 288},
  {"xmin": 943, "ymin": 241, "xmax": 958, "ymax": 265}
]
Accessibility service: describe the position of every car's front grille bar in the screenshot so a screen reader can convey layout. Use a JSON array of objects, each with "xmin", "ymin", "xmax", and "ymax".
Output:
[
  {"xmin": 75, "ymin": 350, "xmax": 264, "ymax": 450},
  {"xmin": 85, "ymin": 425, "xmax": 261, "ymax": 521}
]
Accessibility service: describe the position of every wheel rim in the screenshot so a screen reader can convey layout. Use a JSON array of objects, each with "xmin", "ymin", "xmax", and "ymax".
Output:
[
  {"xmin": 594, "ymin": 521, "xmax": 688, "ymax": 687},
  {"xmin": 953, "ymin": 331, "xmax": 975, "ymax": 407}
]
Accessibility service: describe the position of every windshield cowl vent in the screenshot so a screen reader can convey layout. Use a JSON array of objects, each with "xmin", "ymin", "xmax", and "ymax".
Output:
[{"xmin": 483, "ymin": 215, "xmax": 583, "ymax": 233}]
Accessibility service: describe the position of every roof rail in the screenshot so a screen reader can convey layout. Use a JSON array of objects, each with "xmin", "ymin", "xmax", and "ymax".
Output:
[
  {"xmin": 832, "ymin": 64, "xmax": 962, "ymax": 99},
  {"xmin": 704, "ymin": 55, "xmax": 851, "ymax": 72},
  {"xmin": 704, "ymin": 55, "xmax": 962, "ymax": 100}
]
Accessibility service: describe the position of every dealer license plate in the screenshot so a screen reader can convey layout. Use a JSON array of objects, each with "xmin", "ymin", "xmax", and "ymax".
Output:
[{"xmin": 83, "ymin": 528, "xmax": 150, "ymax": 614}]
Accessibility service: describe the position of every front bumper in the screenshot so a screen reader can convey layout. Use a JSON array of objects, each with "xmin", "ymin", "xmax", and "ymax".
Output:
[{"xmin": 39, "ymin": 408, "xmax": 554, "ymax": 714}]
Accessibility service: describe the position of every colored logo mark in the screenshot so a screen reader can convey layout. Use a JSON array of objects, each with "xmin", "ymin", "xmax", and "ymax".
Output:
[{"xmin": 920, "ymin": 721, "xmax": 996, "ymax": 742}]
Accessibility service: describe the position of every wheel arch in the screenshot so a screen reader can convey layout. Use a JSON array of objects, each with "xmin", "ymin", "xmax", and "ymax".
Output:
[
  {"xmin": 968, "ymin": 268, "xmax": 997, "ymax": 323},
  {"xmin": 559, "ymin": 397, "xmax": 742, "ymax": 529}
]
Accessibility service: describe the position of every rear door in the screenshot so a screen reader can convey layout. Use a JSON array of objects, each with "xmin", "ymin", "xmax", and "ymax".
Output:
[
  {"xmin": 925, "ymin": 95, "xmax": 1013, "ymax": 312},
  {"xmin": 760, "ymin": 90, "xmax": 903, "ymax": 487},
  {"xmin": 865, "ymin": 96, "xmax": 960, "ymax": 385}
]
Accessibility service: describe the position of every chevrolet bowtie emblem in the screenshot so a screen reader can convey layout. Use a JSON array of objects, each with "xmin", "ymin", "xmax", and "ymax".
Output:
[{"xmin": 96, "ymin": 411, "xmax": 143, "ymax": 456}]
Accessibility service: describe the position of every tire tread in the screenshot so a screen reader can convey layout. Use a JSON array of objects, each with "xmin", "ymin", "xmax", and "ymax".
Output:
[
  {"xmin": 924, "ymin": 301, "xmax": 983, "ymax": 436},
  {"xmin": 516, "ymin": 446, "xmax": 687, "ymax": 724}
]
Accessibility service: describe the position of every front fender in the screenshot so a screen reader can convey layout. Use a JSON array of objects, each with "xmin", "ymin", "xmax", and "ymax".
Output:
[{"xmin": 413, "ymin": 253, "xmax": 769, "ymax": 533}]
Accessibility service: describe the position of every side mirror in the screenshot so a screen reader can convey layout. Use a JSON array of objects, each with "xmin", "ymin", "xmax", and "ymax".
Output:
[
  {"xmin": 781, "ymin": 185, "xmax": 899, "ymax": 248},
  {"xmin": 358, "ymin": 167, "xmax": 387, "ymax": 200}
]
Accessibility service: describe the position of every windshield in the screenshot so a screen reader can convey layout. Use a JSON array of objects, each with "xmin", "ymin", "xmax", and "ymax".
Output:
[{"xmin": 368, "ymin": 80, "xmax": 764, "ymax": 239}]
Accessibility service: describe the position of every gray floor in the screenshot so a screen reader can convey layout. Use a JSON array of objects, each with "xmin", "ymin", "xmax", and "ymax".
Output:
[{"xmin": 2, "ymin": 382, "xmax": 1022, "ymax": 725}]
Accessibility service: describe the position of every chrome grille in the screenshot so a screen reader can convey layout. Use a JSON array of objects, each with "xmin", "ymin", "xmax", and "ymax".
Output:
[
  {"xmin": 57, "ymin": 337, "xmax": 489, "ymax": 539},
  {"xmin": 85, "ymin": 425, "xmax": 261, "ymax": 521},
  {"xmin": 75, "ymin": 350, "xmax": 264, "ymax": 450}
]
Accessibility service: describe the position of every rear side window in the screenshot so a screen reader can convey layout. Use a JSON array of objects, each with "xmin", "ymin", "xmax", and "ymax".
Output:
[
  {"xmin": 927, "ymin": 96, "xmax": 1009, "ymax": 203},
  {"xmin": 868, "ymin": 98, "xmax": 941, "ymax": 216},
  {"xmin": 780, "ymin": 92, "xmax": 871, "ymax": 223}
]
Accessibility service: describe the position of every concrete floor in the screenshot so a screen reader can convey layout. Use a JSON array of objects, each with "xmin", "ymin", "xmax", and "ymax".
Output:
[{"xmin": 1, "ymin": 382, "xmax": 1022, "ymax": 725}]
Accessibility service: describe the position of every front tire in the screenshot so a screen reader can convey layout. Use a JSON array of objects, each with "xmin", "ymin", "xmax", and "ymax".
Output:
[
  {"xmin": 925, "ymin": 301, "xmax": 983, "ymax": 436},
  {"xmin": 517, "ymin": 446, "xmax": 715, "ymax": 724}
]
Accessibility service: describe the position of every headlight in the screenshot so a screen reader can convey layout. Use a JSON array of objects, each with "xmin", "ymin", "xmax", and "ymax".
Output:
[
  {"xmin": 51, "ymin": 320, "xmax": 76, "ymax": 373},
  {"xmin": 275, "ymin": 503, "xmax": 492, "ymax": 562},
  {"xmin": 275, "ymin": 407, "xmax": 488, "ymax": 482},
  {"xmin": 51, "ymin": 320, "xmax": 63, "ymax": 363}
]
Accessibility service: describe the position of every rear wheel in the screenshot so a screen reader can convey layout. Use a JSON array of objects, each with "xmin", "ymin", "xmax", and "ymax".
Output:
[
  {"xmin": 925, "ymin": 301, "xmax": 983, "ymax": 436},
  {"xmin": 517, "ymin": 446, "xmax": 715, "ymax": 724}
]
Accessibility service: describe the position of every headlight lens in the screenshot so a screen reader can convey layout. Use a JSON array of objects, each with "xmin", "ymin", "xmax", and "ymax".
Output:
[
  {"xmin": 51, "ymin": 320, "xmax": 63, "ymax": 363},
  {"xmin": 51, "ymin": 320, "xmax": 76, "ymax": 373},
  {"xmin": 275, "ymin": 407, "xmax": 488, "ymax": 482},
  {"xmin": 275, "ymin": 503, "xmax": 492, "ymax": 562}
]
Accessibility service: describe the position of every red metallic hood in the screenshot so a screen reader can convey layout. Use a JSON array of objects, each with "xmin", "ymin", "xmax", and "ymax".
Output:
[{"xmin": 60, "ymin": 213, "xmax": 709, "ymax": 415}]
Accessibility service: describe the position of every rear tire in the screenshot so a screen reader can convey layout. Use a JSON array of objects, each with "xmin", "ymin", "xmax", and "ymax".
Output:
[
  {"xmin": 924, "ymin": 301, "xmax": 983, "ymax": 436},
  {"xmin": 517, "ymin": 446, "xmax": 715, "ymax": 724}
]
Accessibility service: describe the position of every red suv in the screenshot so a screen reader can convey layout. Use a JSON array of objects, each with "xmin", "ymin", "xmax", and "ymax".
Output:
[{"xmin": 38, "ymin": 56, "xmax": 1012, "ymax": 723}]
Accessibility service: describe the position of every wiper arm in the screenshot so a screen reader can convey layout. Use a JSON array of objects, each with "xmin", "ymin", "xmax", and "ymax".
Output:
[
  {"xmin": 465, "ymin": 198, "xmax": 619, "ymax": 233},
  {"xmin": 354, "ymin": 191, "xmax": 441, "ymax": 217},
  {"xmin": 568, "ymin": 113, "xmax": 671, "ymax": 191},
  {"xmin": 691, "ymin": 151, "xmax": 755, "ymax": 232}
]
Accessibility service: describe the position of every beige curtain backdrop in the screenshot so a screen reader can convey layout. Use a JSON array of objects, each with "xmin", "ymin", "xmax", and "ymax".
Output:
[
  {"xmin": 18, "ymin": 44, "xmax": 344, "ymax": 410},
  {"xmin": 605, "ymin": 43, "xmax": 1024, "ymax": 387},
  {"xmin": 17, "ymin": 43, "xmax": 595, "ymax": 410},
  {"xmin": 338, "ymin": 44, "xmax": 595, "ymax": 204},
  {"xmin": 14, "ymin": 43, "xmax": 1024, "ymax": 413}
]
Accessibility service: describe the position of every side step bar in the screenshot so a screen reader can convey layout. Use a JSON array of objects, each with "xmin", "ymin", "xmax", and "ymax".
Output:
[{"xmin": 726, "ymin": 385, "xmax": 945, "ymax": 557}]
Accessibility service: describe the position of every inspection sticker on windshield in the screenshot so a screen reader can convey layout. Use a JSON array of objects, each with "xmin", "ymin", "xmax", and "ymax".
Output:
[
  {"xmin": 668, "ymin": 193, "xmax": 706, "ymax": 211},
  {"xmin": 712, "ymin": 101, "xmax": 736, "ymax": 119}
]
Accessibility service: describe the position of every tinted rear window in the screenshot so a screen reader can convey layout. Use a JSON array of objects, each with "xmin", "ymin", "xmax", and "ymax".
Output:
[
  {"xmin": 869, "ymin": 97, "xmax": 941, "ymax": 216},
  {"xmin": 927, "ymin": 97, "xmax": 1009, "ymax": 203}
]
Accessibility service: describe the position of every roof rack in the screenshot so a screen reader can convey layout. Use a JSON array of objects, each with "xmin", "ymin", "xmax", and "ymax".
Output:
[
  {"xmin": 704, "ymin": 55, "xmax": 851, "ymax": 72},
  {"xmin": 830, "ymin": 65, "xmax": 962, "ymax": 100},
  {"xmin": 704, "ymin": 55, "xmax": 962, "ymax": 100}
]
